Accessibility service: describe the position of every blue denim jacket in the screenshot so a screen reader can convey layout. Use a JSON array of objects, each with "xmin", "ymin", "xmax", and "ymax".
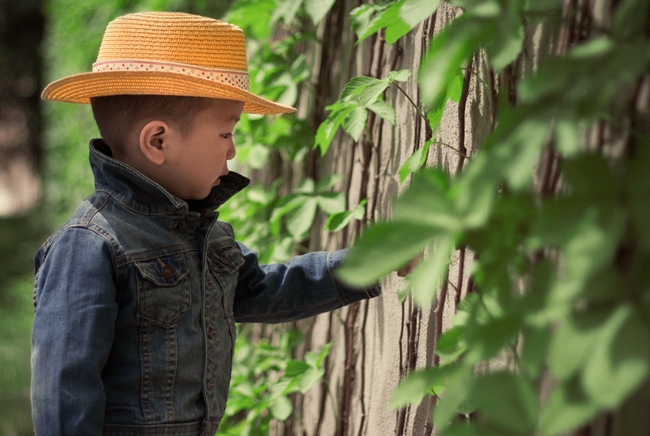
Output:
[{"xmin": 31, "ymin": 139, "xmax": 380, "ymax": 436}]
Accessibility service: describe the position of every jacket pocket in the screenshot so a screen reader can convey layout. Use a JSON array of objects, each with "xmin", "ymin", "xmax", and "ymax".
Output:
[
  {"xmin": 135, "ymin": 253, "xmax": 191, "ymax": 327},
  {"xmin": 207, "ymin": 244, "xmax": 245, "ymax": 275}
]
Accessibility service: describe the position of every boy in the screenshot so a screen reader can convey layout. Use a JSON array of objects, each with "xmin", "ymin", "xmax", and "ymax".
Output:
[{"xmin": 31, "ymin": 12, "xmax": 384, "ymax": 436}]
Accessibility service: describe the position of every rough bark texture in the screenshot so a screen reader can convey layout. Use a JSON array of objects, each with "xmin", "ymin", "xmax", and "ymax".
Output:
[{"xmin": 251, "ymin": 1, "xmax": 649, "ymax": 434}]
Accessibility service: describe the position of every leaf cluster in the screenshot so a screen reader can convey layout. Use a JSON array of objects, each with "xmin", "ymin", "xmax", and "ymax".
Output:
[{"xmin": 328, "ymin": 0, "xmax": 650, "ymax": 434}]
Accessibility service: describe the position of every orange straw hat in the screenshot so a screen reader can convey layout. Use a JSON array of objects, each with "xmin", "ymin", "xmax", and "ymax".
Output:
[{"xmin": 42, "ymin": 12, "xmax": 296, "ymax": 115}]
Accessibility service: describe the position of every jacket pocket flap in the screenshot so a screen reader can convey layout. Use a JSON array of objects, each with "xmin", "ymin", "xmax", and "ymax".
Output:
[
  {"xmin": 134, "ymin": 253, "xmax": 190, "ymax": 286},
  {"xmin": 208, "ymin": 245, "xmax": 245, "ymax": 274}
]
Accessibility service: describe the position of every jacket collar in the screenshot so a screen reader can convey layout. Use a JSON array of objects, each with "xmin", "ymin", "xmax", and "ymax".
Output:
[{"xmin": 89, "ymin": 138, "xmax": 250, "ymax": 215}]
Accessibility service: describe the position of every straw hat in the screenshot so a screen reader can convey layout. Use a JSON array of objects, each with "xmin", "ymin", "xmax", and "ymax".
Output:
[{"xmin": 42, "ymin": 12, "xmax": 296, "ymax": 115}]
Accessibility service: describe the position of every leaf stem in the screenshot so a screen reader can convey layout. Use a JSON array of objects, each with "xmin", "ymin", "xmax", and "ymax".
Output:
[
  {"xmin": 432, "ymin": 141, "xmax": 469, "ymax": 160},
  {"xmin": 391, "ymin": 82, "xmax": 428, "ymax": 125}
]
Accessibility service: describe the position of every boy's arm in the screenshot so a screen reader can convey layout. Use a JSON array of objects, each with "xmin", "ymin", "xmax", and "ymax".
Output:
[
  {"xmin": 233, "ymin": 242, "xmax": 380, "ymax": 323},
  {"xmin": 32, "ymin": 227, "xmax": 118, "ymax": 436}
]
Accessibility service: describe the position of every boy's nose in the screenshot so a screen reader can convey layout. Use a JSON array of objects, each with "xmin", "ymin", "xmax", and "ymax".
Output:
[{"xmin": 226, "ymin": 141, "xmax": 236, "ymax": 160}]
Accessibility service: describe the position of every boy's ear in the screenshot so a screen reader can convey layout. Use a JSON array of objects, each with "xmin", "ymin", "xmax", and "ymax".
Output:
[{"xmin": 139, "ymin": 120, "xmax": 170, "ymax": 166}]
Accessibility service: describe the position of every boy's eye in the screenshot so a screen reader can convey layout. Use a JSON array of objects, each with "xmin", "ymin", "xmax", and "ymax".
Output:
[{"xmin": 220, "ymin": 133, "xmax": 233, "ymax": 139}]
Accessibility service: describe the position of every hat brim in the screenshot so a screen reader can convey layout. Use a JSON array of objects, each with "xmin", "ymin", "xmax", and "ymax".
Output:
[{"xmin": 42, "ymin": 71, "xmax": 297, "ymax": 115}]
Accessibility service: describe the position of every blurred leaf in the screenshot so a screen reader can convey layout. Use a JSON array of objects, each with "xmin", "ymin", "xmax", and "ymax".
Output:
[
  {"xmin": 410, "ymin": 235, "xmax": 453, "ymax": 306},
  {"xmin": 286, "ymin": 197, "xmax": 318, "ymax": 239},
  {"xmin": 270, "ymin": 395, "xmax": 293, "ymax": 420},
  {"xmin": 471, "ymin": 372, "xmax": 539, "ymax": 434},
  {"xmin": 271, "ymin": 0, "xmax": 303, "ymax": 26},
  {"xmin": 520, "ymin": 326, "xmax": 551, "ymax": 378},
  {"xmin": 316, "ymin": 174, "xmax": 342, "ymax": 192},
  {"xmin": 337, "ymin": 222, "xmax": 438, "ymax": 286},
  {"xmin": 359, "ymin": 0, "xmax": 411, "ymax": 45},
  {"xmin": 541, "ymin": 376, "xmax": 600, "ymax": 436},
  {"xmin": 627, "ymin": 143, "xmax": 650, "ymax": 250},
  {"xmin": 612, "ymin": 0, "xmax": 649, "ymax": 40},
  {"xmin": 387, "ymin": 69, "xmax": 412, "ymax": 83},
  {"xmin": 436, "ymin": 326, "xmax": 467, "ymax": 364},
  {"xmin": 548, "ymin": 309, "xmax": 611, "ymax": 381},
  {"xmin": 316, "ymin": 192, "xmax": 346, "ymax": 214},
  {"xmin": 393, "ymin": 169, "xmax": 459, "ymax": 231},
  {"xmin": 399, "ymin": 0, "xmax": 442, "ymax": 27},
  {"xmin": 390, "ymin": 363, "xmax": 459, "ymax": 409},
  {"xmin": 325, "ymin": 199, "xmax": 367, "ymax": 232},
  {"xmin": 433, "ymin": 366, "xmax": 473, "ymax": 429},
  {"xmin": 419, "ymin": 15, "xmax": 489, "ymax": 108},
  {"xmin": 304, "ymin": 0, "xmax": 336, "ymax": 24},
  {"xmin": 582, "ymin": 306, "xmax": 650, "ymax": 407},
  {"xmin": 350, "ymin": 3, "xmax": 391, "ymax": 40}
]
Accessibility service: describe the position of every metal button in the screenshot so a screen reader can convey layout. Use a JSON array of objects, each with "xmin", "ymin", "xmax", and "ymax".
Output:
[
  {"xmin": 207, "ymin": 381, "xmax": 215, "ymax": 390},
  {"xmin": 206, "ymin": 278, "xmax": 213, "ymax": 286},
  {"xmin": 175, "ymin": 223, "xmax": 184, "ymax": 230},
  {"xmin": 161, "ymin": 265, "xmax": 175, "ymax": 279},
  {"xmin": 200, "ymin": 218, "xmax": 210, "ymax": 226},
  {"xmin": 209, "ymin": 328, "xmax": 217, "ymax": 339}
]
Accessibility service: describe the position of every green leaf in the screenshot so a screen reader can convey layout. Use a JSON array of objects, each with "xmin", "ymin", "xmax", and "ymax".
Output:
[
  {"xmin": 316, "ymin": 192, "xmax": 346, "ymax": 214},
  {"xmin": 350, "ymin": 3, "xmax": 390, "ymax": 40},
  {"xmin": 314, "ymin": 102, "xmax": 357, "ymax": 155},
  {"xmin": 471, "ymin": 372, "xmax": 539, "ymax": 434},
  {"xmin": 342, "ymin": 105, "xmax": 368, "ymax": 141},
  {"xmin": 419, "ymin": 15, "xmax": 489, "ymax": 108},
  {"xmin": 271, "ymin": 0, "xmax": 303, "ymax": 26},
  {"xmin": 399, "ymin": 0, "xmax": 442, "ymax": 27},
  {"xmin": 285, "ymin": 360, "xmax": 310, "ymax": 377},
  {"xmin": 296, "ymin": 367, "xmax": 325, "ymax": 393},
  {"xmin": 554, "ymin": 117, "xmax": 581, "ymax": 156},
  {"xmin": 582, "ymin": 306, "xmax": 650, "ymax": 407},
  {"xmin": 286, "ymin": 197, "xmax": 318, "ymax": 239},
  {"xmin": 433, "ymin": 366, "xmax": 473, "ymax": 429},
  {"xmin": 325, "ymin": 199, "xmax": 367, "ymax": 232},
  {"xmin": 627, "ymin": 143, "xmax": 650, "ymax": 250},
  {"xmin": 484, "ymin": 16, "xmax": 524, "ymax": 71},
  {"xmin": 540, "ymin": 377, "xmax": 600, "ymax": 436},
  {"xmin": 410, "ymin": 235, "xmax": 453, "ymax": 306},
  {"xmin": 612, "ymin": 0, "xmax": 649, "ymax": 40},
  {"xmin": 387, "ymin": 69, "xmax": 412, "ymax": 83},
  {"xmin": 304, "ymin": 0, "xmax": 336, "ymax": 24},
  {"xmin": 465, "ymin": 314, "xmax": 522, "ymax": 362},
  {"xmin": 393, "ymin": 169, "xmax": 460, "ymax": 231},
  {"xmin": 446, "ymin": 71, "xmax": 464, "ymax": 103},
  {"xmin": 548, "ymin": 309, "xmax": 610, "ymax": 381},
  {"xmin": 337, "ymin": 222, "xmax": 438, "ymax": 286},
  {"xmin": 316, "ymin": 174, "xmax": 342, "ymax": 192},
  {"xmin": 390, "ymin": 363, "xmax": 459, "ymax": 409},
  {"xmin": 340, "ymin": 76, "xmax": 392, "ymax": 107},
  {"xmin": 270, "ymin": 395, "xmax": 293, "ymax": 421},
  {"xmin": 398, "ymin": 138, "xmax": 433, "ymax": 184},
  {"xmin": 359, "ymin": 1, "xmax": 411, "ymax": 45},
  {"xmin": 367, "ymin": 100, "xmax": 396, "ymax": 125},
  {"xmin": 520, "ymin": 327, "xmax": 551, "ymax": 378}
]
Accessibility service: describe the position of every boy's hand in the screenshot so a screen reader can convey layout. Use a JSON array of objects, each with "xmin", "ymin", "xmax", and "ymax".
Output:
[{"xmin": 397, "ymin": 253, "xmax": 422, "ymax": 277}]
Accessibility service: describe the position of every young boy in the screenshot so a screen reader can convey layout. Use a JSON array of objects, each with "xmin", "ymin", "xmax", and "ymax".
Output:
[{"xmin": 31, "ymin": 12, "xmax": 383, "ymax": 436}]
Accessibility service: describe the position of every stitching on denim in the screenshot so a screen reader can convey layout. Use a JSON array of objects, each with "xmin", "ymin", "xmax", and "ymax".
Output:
[{"xmin": 326, "ymin": 251, "xmax": 350, "ymax": 306}]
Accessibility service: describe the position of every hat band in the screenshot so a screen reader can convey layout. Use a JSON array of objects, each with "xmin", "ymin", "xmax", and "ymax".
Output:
[{"xmin": 92, "ymin": 60, "xmax": 250, "ymax": 92}]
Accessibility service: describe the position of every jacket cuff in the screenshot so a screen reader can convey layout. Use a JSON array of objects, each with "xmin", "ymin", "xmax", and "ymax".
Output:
[{"xmin": 326, "ymin": 249, "xmax": 381, "ymax": 306}]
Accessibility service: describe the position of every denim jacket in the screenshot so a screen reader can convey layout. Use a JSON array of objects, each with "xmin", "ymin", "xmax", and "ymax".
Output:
[{"xmin": 31, "ymin": 139, "xmax": 380, "ymax": 436}]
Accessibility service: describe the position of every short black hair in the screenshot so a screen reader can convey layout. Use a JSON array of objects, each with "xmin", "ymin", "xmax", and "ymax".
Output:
[{"xmin": 90, "ymin": 95, "xmax": 214, "ymax": 154}]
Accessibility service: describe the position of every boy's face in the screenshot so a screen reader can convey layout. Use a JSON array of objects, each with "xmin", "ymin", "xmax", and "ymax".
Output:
[{"xmin": 164, "ymin": 98, "xmax": 244, "ymax": 200}]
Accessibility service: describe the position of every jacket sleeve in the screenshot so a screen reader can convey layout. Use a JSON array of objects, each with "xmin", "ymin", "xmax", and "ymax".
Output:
[
  {"xmin": 31, "ymin": 227, "xmax": 118, "ymax": 436},
  {"xmin": 233, "ymin": 242, "xmax": 380, "ymax": 323}
]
